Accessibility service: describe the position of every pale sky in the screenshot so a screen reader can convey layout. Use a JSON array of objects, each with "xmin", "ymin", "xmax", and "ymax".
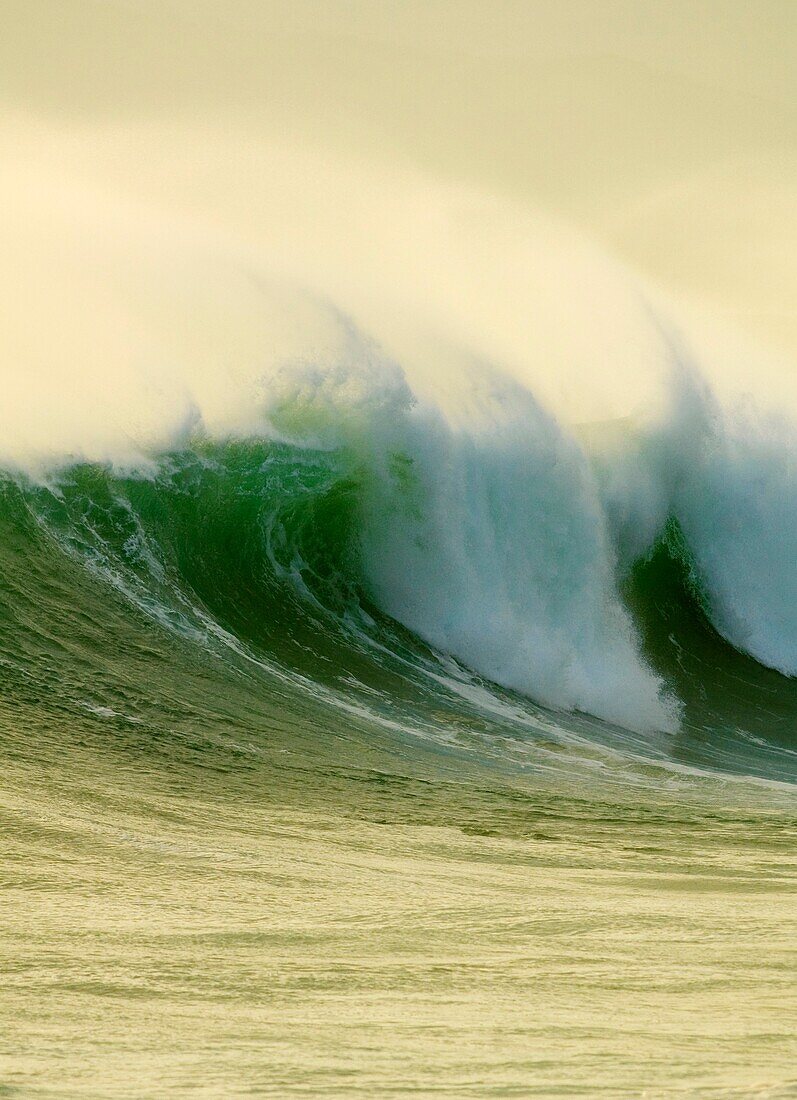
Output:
[{"xmin": 2, "ymin": 0, "xmax": 797, "ymax": 356}]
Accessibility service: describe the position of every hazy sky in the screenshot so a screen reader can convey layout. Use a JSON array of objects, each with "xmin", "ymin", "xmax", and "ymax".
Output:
[{"xmin": 3, "ymin": 0, "xmax": 797, "ymax": 355}]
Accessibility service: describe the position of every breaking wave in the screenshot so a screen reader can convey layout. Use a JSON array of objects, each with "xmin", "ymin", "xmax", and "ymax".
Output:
[{"xmin": 2, "ymin": 146, "xmax": 797, "ymax": 785}]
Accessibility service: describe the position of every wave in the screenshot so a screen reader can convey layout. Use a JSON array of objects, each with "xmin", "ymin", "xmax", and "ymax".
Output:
[
  {"xmin": 1, "ymin": 417, "xmax": 796, "ymax": 787},
  {"xmin": 2, "ymin": 148, "xmax": 797, "ymax": 781}
]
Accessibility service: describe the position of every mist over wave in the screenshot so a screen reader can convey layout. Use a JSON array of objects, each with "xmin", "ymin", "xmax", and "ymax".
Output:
[{"xmin": 2, "ymin": 133, "xmax": 797, "ymax": 742}]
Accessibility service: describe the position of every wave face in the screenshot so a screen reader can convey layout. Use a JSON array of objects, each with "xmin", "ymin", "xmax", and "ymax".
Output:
[
  {"xmin": 1, "ymin": 153, "xmax": 797, "ymax": 786},
  {"xmin": 0, "ymin": 418, "xmax": 795, "ymax": 789}
]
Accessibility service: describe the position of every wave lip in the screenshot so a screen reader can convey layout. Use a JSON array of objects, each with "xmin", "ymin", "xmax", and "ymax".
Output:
[
  {"xmin": 591, "ymin": 361, "xmax": 797, "ymax": 683},
  {"xmin": 357, "ymin": 363, "xmax": 678, "ymax": 734},
  {"xmin": 3, "ymin": 151, "xmax": 797, "ymax": 745}
]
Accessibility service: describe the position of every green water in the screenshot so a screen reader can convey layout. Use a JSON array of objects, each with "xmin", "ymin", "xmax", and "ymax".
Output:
[{"xmin": 2, "ymin": 446, "xmax": 796, "ymax": 1097}]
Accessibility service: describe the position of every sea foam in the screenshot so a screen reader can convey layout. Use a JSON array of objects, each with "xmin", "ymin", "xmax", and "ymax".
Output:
[{"xmin": 2, "ymin": 130, "xmax": 795, "ymax": 731}]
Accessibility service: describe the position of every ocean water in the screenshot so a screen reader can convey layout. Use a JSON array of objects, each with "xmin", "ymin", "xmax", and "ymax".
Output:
[
  {"xmin": 3, "ymin": 423, "xmax": 797, "ymax": 1097},
  {"xmin": 2, "ymin": 134, "xmax": 797, "ymax": 1097}
]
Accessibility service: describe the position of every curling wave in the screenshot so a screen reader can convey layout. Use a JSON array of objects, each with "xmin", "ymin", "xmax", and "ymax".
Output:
[{"xmin": 2, "ymin": 147, "xmax": 797, "ymax": 782}]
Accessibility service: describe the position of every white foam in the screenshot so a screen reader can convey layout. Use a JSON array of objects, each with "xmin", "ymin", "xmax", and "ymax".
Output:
[{"xmin": 2, "ymin": 126, "xmax": 795, "ymax": 729}]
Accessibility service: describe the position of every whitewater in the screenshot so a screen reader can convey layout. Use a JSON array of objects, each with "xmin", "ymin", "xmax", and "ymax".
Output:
[{"xmin": 4, "ymin": 134, "xmax": 797, "ymax": 735}]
